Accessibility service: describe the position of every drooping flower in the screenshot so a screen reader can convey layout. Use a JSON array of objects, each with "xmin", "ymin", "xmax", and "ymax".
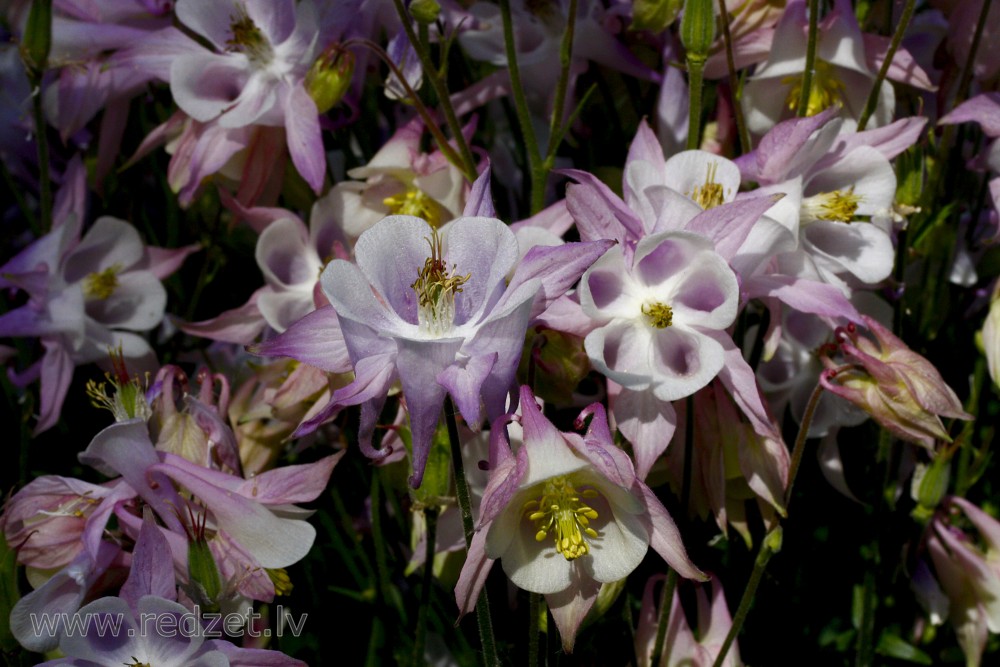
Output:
[
  {"xmin": 819, "ymin": 317, "xmax": 972, "ymax": 448},
  {"xmin": 635, "ymin": 575, "xmax": 740, "ymax": 667},
  {"xmin": 927, "ymin": 496, "xmax": 1000, "ymax": 667},
  {"xmin": 455, "ymin": 386, "xmax": 705, "ymax": 652}
]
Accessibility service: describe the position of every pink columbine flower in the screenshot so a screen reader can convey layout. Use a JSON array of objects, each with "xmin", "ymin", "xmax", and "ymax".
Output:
[
  {"xmin": 455, "ymin": 386, "xmax": 705, "ymax": 652},
  {"xmin": 927, "ymin": 496, "xmax": 1000, "ymax": 667},
  {"xmin": 0, "ymin": 159, "xmax": 194, "ymax": 433},
  {"xmin": 261, "ymin": 212, "xmax": 611, "ymax": 487},
  {"xmin": 635, "ymin": 575, "xmax": 740, "ymax": 667},
  {"xmin": 819, "ymin": 317, "xmax": 972, "ymax": 448}
]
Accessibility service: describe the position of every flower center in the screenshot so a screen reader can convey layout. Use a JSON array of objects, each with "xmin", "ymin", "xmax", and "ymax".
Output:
[
  {"xmin": 801, "ymin": 188, "xmax": 863, "ymax": 223},
  {"xmin": 226, "ymin": 3, "xmax": 274, "ymax": 66},
  {"xmin": 781, "ymin": 60, "xmax": 845, "ymax": 117},
  {"xmin": 690, "ymin": 162, "xmax": 725, "ymax": 210},
  {"xmin": 642, "ymin": 302, "xmax": 674, "ymax": 329},
  {"xmin": 266, "ymin": 568, "xmax": 294, "ymax": 596},
  {"xmin": 523, "ymin": 476, "xmax": 601, "ymax": 561},
  {"xmin": 124, "ymin": 659, "xmax": 150, "ymax": 667},
  {"xmin": 411, "ymin": 230, "xmax": 470, "ymax": 337},
  {"xmin": 83, "ymin": 264, "xmax": 122, "ymax": 300},
  {"xmin": 384, "ymin": 188, "xmax": 443, "ymax": 227}
]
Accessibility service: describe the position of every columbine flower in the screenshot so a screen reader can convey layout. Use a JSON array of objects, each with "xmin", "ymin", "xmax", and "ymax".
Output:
[
  {"xmin": 819, "ymin": 317, "xmax": 972, "ymax": 448},
  {"xmin": 580, "ymin": 231, "xmax": 739, "ymax": 401},
  {"xmin": 927, "ymin": 496, "xmax": 1000, "ymax": 667},
  {"xmin": 0, "ymin": 158, "xmax": 193, "ymax": 433},
  {"xmin": 455, "ymin": 386, "xmax": 704, "ymax": 652},
  {"xmin": 267, "ymin": 213, "xmax": 611, "ymax": 487},
  {"xmin": 123, "ymin": 0, "xmax": 329, "ymax": 192}
]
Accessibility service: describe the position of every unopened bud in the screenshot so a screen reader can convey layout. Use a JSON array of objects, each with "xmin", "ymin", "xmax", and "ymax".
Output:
[
  {"xmin": 680, "ymin": 0, "xmax": 715, "ymax": 61},
  {"xmin": 21, "ymin": 0, "xmax": 52, "ymax": 75},
  {"xmin": 911, "ymin": 456, "xmax": 951, "ymax": 521},
  {"xmin": 306, "ymin": 45, "xmax": 355, "ymax": 114},
  {"xmin": 410, "ymin": 0, "xmax": 441, "ymax": 24},
  {"xmin": 632, "ymin": 0, "xmax": 683, "ymax": 33},
  {"xmin": 187, "ymin": 535, "xmax": 223, "ymax": 611}
]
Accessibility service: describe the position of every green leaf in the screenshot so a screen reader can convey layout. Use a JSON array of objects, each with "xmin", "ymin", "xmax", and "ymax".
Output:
[{"xmin": 875, "ymin": 632, "xmax": 933, "ymax": 664}]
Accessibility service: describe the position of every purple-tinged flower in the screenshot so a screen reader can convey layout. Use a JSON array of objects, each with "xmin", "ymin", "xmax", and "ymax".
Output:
[
  {"xmin": 456, "ymin": 387, "xmax": 704, "ymax": 652},
  {"xmin": 0, "ymin": 159, "xmax": 195, "ymax": 433},
  {"xmin": 324, "ymin": 119, "xmax": 469, "ymax": 239},
  {"xmin": 269, "ymin": 213, "xmax": 611, "ymax": 487},
  {"xmin": 819, "ymin": 317, "xmax": 972, "ymax": 448},
  {"xmin": 927, "ymin": 496, "xmax": 1000, "ymax": 667},
  {"xmin": 635, "ymin": 575, "xmax": 740, "ymax": 667},
  {"xmin": 741, "ymin": 0, "xmax": 933, "ymax": 134}
]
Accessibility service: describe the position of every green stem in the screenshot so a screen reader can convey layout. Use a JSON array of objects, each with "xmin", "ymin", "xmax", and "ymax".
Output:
[
  {"xmin": 711, "ymin": 527, "xmax": 781, "ymax": 667},
  {"xmin": 412, "ymin": 507, "xmax": 438, "ymax": 667},
  {"xmin": 498, "ymin": 0, "xmax": 545, "ymax": 213},
  {"xmin": 713, "ymin": 380, "xmax": 825, "ymax": 667},
  {"xmin": 650, "ymin": 570, "xmax": 680, "ymax": 666},
  {"xmin": 528, "ymin": 592, "xmax": 542, "ymax": 667},
  {"xmin": 370, "ymin": 472, "xmax": 394, "ymax": 610},
  {"xmin": 387, "ymin": 0, "xmax": 478, "ymax": 181},
  {"xmin": 29, "ymin": 78, "xmax": 52, "ymax": 232},
  {"xmin": 857, "ymin": 0, "xmax": 915, "ymax": 132},
  {"xmin": 796, "ymin": 0, "xmax": 821, "ymax": 118},
  {"xmin": 650, "ymin": 395, "xmax": 696, "ymax": 664},
  {"xmin": 686, "ymin": 57, "xmax": 705, "ymax": 150},
  {"xmin": 785, "ymin": 381, "xmax": 825, "ymax": 506},
  {"xmin": 717, "ymin": 0, "xmax": 751, "ymax": 154},
  {"xmin": 545, "ymin": 0, "xmax": 579, "ymax": 159},
  {"xmin": 349, "ymin": 39, "xmax": 473, "ymax": 182},
  {"xmin": 444, "ymin": 398, "xmax": 498, "ymax": 666}
]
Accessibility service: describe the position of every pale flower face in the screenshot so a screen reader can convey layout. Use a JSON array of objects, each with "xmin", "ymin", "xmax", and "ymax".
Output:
[
  {"xmin": 485, "ymin": 455, "xmax": 650, "ymax": 595},
  {"xmin": 580, "ymin": 231, "xmax": 740, "ymax": 402}
]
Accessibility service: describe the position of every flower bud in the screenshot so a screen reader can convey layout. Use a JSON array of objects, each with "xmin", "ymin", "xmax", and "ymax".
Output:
[
  {"xmin": 632, "ymin": 0, "xmax": 683, "ymax": 32},
  {"xmin": 306, "ymin": 45, "xmax": 355, "ymax": 114},
  {"xmin": 820, "ymin": 317, "xmax": 973, "ymax": 449},
  {"xmin": 20, "ymin": 0, "xmax": 52, "ymax": 74},
  {"xmin": 410, "ymin": 0, "xmax": 441, "ymax": 24},
  {"xmin": 680, "ymin": 0, "xmax": 716, "ymax": 62},
  {"xmin": 187, "ymin": 531, "xmax": 223, "ymax": 612}
]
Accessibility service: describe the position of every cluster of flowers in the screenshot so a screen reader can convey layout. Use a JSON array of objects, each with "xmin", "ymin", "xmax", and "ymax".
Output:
[{"xmin": 1, "ymin": 0, "xmax": 1000, "ymax": 664}]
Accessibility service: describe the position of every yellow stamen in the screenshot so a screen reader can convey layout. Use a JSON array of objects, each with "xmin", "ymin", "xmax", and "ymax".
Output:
[
  {"xmin": 83, "ymin": 264, "xmax": 121, "ymax": 300},
  {"xmin": 266, "ymin": 568, "xmax": 294, "ymax": 596},
  {"xmin": 522, "ymin": 477, "xmax": 601, "ymax": 561},
  {"xmin": 123, "ymin": 659, "xmax": 150, "ymax": 667},
  {"xmin": 642, "ymin": 302, "xmax": 674, "ymax": 329},
  {"xmin": 383, "ymin": 188, "xmax": 444, "ymax": 228},
  {"xmin": 411, "ymin": 229, "xmax": 469, "ymax": 337},
  {"xmin": 690, "ymin": 162, "xmax": 725, "ymax": 210},
  {"xmin": 781, "ymin": 60, "xmax": 845, "ymax": 117},
  {"xmin": 801, "ymin": 188, "xmax": 863, "ymax": 223}
]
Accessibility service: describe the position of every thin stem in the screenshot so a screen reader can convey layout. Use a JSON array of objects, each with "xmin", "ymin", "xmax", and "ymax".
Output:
[
  {"xmin": 785, "ymin": 380, "xmax": 825, "ymax": 506},
  {"xmin": 650, "ymin": 395, "xmax": 696, "ymax": 664},
  {"xmin": 412, "ymin": 507, "xmax": 438, "ymax": 667},
  {"xmin": 713, "ymin": 380, "xmax": 825, "ymax": 666},
  {"xmin": 29, "ymin": 80, "xmax": 52, "ymax": 232},
  {"xmin": 796, "ymin": 0, "xmax": 821, "ymax": 117},
  {"xmin": 387, "ymin": 0, "xmax": 478, "ymax": 181},
  {"xmin": 686, "ymin": 57, "xmax": 705, "ymax": 150},
  {"xmin": 348, "ymin": 39, "xmax": 473, "ymax": 182},
  {"xmin": 498, "ymin": 0, "xmax": 545, "ymax": 213},
  {"xmin": 717, "ymin": 0, "xmax": 751, "ymax": 154},
  {"xmin": 528, "ymin": 592, "xmax": 542, "ymax": 667},
  {"xmin": 444, "ymin": 398, "xmax": 498, "ymax": 666},
  {"xmin": 711, "ymin": 527, "xmax": 781, "ymax": 667},
  {"xmin": 546, "ymin": 83, "xmax": 598, "ymax": 162},
  {"xmin": 955, "ymin": 0, "xmax": 992, "ymax": 109},
  {"xmin": 650, "ymin": 570, "xmax": 680, "ymax": 666},
  {"xmin": 545, "ymin": 0, "xmax": 579, "ymax": 159},
  {"xmin": 370, "ymin": 471, "xmax": 395, "ymax": 618},
  {"xmin": 857, "ymin": 0, "xmax": 915, "ymax": 131}
]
